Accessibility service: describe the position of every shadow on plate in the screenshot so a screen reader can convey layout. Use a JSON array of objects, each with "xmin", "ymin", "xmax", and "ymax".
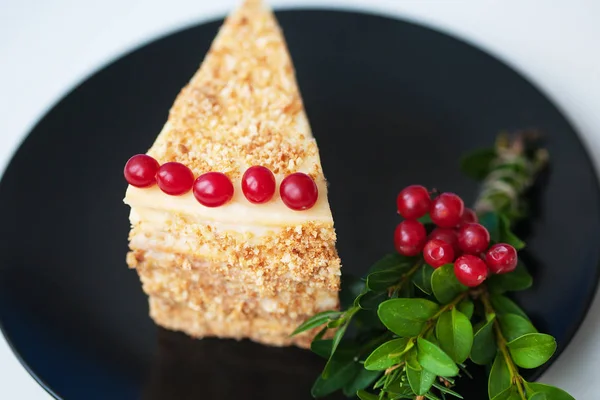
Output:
[{"xmin": 142, "ymin": 329, "xmax": 342, "ymax": 400}]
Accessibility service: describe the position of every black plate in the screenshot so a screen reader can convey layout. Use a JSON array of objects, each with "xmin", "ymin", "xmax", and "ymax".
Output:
[{"xmin": 0, "ymin": 9, "xmax": 598, "ymax": 400}]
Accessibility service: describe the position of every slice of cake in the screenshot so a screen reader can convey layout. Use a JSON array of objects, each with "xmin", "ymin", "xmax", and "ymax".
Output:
[{"xmin": 123, "ymin": 0, "xmax": 340, "ymax": 347}]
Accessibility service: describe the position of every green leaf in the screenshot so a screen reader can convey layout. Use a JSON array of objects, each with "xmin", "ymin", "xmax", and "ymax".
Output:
[
  {"xmin": 311, "ymin": 339, "xmax": 333, "ymax": 358},
  {"xmin": 432, "ymin": 381, "xmax": 464, "ymax": 398},
  {"xmin": 457, "ymin": 298, "xmax": 474, "ymax": 319},
  {"xmin": 291, "ymin": 310, "xmax": 342, "ymax": 336},
  {"xmin": 507, "ymin": 333, "xmax": 557, "ymax": 369},
  {"xmin": 357, "ymin": 290, "xmax": 387, "ymax": 310},
  {"xmin": 407, "ymin": 362, "xmax": 436, "ymax": 395},
  {"xmin": 357, "ymin": 390, "xmax": 379, "ymax": 400},
  {"xmin": 313, "ymin": 340, "xmax": 359, "ymax": 361},
  {"xmin": 479, "ymin": 212, "xmax": 500, "ymax": 242},
  {"xmin": 341, "ymin": 274, "xmax": 365, "ymax": 309},
  {"xmin": 490, "ymin": 294, "xmax": 530, "ymax": 321},
  {"xmin": 396, "ymin": 280, "xmax": 415, "ymax": 298},
  {"xmin": 498, "ymin": 313, "xmax": 537, "ymax": 342},
  {"xmin": 460, "ymin": 147, "xmax": 497, "ymax": 180},
  {"xmin": 355, "ymin": 308, "xmax": 385, "ymax": 330},
  {"xmin": 498, "ymin": 213, "xmax": 525, "ymax": 250},
  {"xmin": 487, "ymin": 262, "xmax": 533, "ymax": 294},
  {"xmin": 327, "ymin": 317, "xmax": 346, "ymax": 328},
  {"xmin": 323, "ymin": 313, "xmax": 355, "ymax": 378},
  {"xmin": 312, "ymin": 326, "xmax": 328, "ymax": 342},
  {"xmin": 311, "ymin": 359, "xmax": 359, "ymax": 397},
  {"xmin": 470, "ymin": 315, "xmax": 497, "ymax": 365},
  {"xmin": 364, "ymin": 338, "xmax": 410, "ymax": 371},
  {"xmin": 491, "ymin": 386, "xmax": 519, "ymax": 400},
  {"xmin": 417, "ymin": 337, "xmax": 459, "ymax": 377},
  {"xmin": 342, "ymin": 368, "xmax": 382, "ymax": 397},
  {"xmin": 377, "ymin": 298, "xmax": 439, "ymax": 337},
  {"xmin": 406, "ymin": 347, "xmax": 420, "ymax": 369},
  {"xmin": 431, "ymin": 264, "xmax": 468, "ymax": 304},
  {"xmin": 425, "ymin": 328, "xmax": 440, "ymax": 347},
  {"xmin": 389, "ymin": 392, "xmax": 414, "ymax": 399},
  {"xmin": 436, "ymin": 309, "xmax": 474, "ymax": 363},
  {"xmin": 488, "ymin": 353, "xmax": 511, "ymax": 398},
  {"xmin": 367, "ymin": 269, "xmax": 405, "ymax": 292},
  {"xmin": 525, "ymin": 382, "xmax": 575, "ymax": 400},
  {"xmin": 528, "ymin": 393, "xmax": 548, "ymax": 400},
  {"xmin": 412, "ymin": 264, "xmax": 435, "ymax": 295},
  {"xmin": 418, "ymin": 213, "xmax": 433, "ymax": 224},
  {"xmin": 368, "ymin": 253, "xmax": 414, "ymax": 274},
  {"xmin": 424, "ymin": 391, "xmax": 442, "ymax": 400},
  {"xmin": 386, "ymin": 376, "xmax": 414, "ymax": 397}
]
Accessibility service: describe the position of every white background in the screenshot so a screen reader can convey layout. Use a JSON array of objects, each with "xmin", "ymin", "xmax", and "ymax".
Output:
[{"xmin": 1, "ymin": 0, "xmax": 598, "ymax": 398}]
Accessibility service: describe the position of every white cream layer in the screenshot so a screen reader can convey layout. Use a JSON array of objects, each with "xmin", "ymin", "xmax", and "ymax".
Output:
[{"xmin": 124, "ymin": 178, "xmax": 333, "ymax": 227}]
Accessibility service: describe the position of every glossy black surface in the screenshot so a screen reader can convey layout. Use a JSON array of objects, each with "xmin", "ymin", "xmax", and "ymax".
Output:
[{"xmin": 0, "ymin": 9, "xmax": 598, "ymax": 400}]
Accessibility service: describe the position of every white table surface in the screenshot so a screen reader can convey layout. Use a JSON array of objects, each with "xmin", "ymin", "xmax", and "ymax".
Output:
[{"xmin": 1, "ymin": 0, "xmax": 598, "ymax": 398}]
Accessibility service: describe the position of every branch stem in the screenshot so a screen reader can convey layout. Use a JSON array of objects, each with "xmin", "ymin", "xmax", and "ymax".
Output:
[
  {"xmin": 481, "ymin": 290, "xmax": 527, "ymax": 400},
  {"xmin": 419, "ymin": 291, "xmax": 470, "ymax": 339},
  {"xmin": 388, "ymin": 258, "xmax": 424, "ymax": 297}
]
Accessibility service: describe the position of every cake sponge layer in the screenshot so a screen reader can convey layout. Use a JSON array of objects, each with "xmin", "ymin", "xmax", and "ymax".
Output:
[
  {"xmin": 149, "ymin": 295, "xmax": 316, "ymax": 348},
  {"xmin": 135, "ymin": 254, "xmax": 338, "ymax": 320}
]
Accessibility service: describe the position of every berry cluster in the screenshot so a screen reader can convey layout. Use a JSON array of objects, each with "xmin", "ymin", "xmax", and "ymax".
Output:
[
  {"xmin": 123, "ymin": 154, "xmax": 318, "ymax": 210},
  {"xmin": 394, "ymin": 185, "xmax": 518, "ymax": 287}
]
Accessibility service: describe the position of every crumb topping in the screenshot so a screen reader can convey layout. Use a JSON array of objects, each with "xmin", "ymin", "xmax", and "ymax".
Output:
[{"xmin": 146, "ymin": 0, "xmax": 321, "ymax": 179}]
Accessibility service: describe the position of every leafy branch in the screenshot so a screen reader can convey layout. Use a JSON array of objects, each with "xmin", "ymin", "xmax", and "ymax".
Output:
[{"xmin": 293, "ymin": 132, "xmax": 575, "ymax": 400}]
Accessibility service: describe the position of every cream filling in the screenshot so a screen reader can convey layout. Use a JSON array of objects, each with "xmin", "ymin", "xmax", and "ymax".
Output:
[
  {"xmin": 129, "ymin": 206, "xmax": 281, "ymax": 238},
  {"xmin": 124, "ymin": 178, "xmax": 333, "ymax": 226},
  {"xmin": 129, "ymin": 228, "xmax": 214, "ymax": 258}
]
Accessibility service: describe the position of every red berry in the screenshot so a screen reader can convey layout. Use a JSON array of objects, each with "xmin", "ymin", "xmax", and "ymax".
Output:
[
  {"xmin": 156, "ymin": 162, "xmax": 194, "ymax": 195},
  {"xmin": 193, "ymin": 172, "xmax": 234, "ymax": 207},
  {"xmin": 460, "ymin": 208, "xmax": 478, "ymax": 225},
  {"xmin": 397, "ymin": 185, "xmax": 431, "ymax": 219},
  {"xmin": 428, "ymin": 227, "xmax": 460, "ymax": 254},
  {"xmin": 280, "ymin": 172, "xmax": 318, "ymax": 211},
  {"xmin": 394, "ymin": 220, "xmax": 427, "ymax": 256},
  {"xmin": 124, "ymin": 154, "xmax": 159, "ymax": 188},
  {"xmin": 454, "ymin": 255, "xmax": 488, "ymax": 287},
  {"xmin": 430, "ymin": 193, "xmax": 464, "ymax": 228},
  {"xmin": 486, "ymin": 243, "xmax": 518, "ymax": 274},
  {"xmin": 457, "ymin": 223, "xmax": 491, "ymax": 254},
  {"xmin": 423, "ymin": 239, "xmax": 455, "ymax": 268},
  {"xmin": 242, "ymin": 166, "xmax": 276, "ymax": 204}
]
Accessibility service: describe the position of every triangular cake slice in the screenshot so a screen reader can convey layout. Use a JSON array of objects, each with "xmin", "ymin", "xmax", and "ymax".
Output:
[{"xmin": 124, "ymin": 0, "xmax": 340, "ymax": 347}]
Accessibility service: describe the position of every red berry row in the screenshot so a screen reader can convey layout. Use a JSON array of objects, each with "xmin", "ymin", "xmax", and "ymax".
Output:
[
  {"xmin": 394, "ymin": 184, "xmax": 518, "ymax": 288},
  {"xmin": 123, "ymin": 154, "xmax": 318, "ymax": 210}
]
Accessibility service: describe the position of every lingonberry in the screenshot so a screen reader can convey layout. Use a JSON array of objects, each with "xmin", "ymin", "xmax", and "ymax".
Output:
[
  {"xmin": 430, "ymin": 192, "xmax": 464, "ymax": 228},
  {"xmin": 486, "ymin": 243, "xmax": 518, "ymax": 274},
  {"xmin": 454, "ymin": 254, "xmax": 488, "ymax": 287},
  {"xmin": 156, "ymin": 162, "xmax": 194, "ymax": 195},
  {"xmin": 280, "ymin": 172, "xmax": 318, "ymax": 210},
  {"xmin": 457, "ymin": 223, "xmax": 491, "ymax": 254},
  {"xmin": 394, "ymin": 220, "xmax": 427, "ymax": 256},
  {"xmin": 423, "ymin": 239, "xmax": 455, "ymax": 268},
  {"xmin": 460, "ymin": 208, "xmax": 478, "ymax": 225},
  {"xmin": 397, "ymin": 185, "xmax": 431, "ymax": 219},
  {"xmin": 124, "ymin": 154, "xmax": 159, "ymax": 188},
  {"xmin": 193, "ymin": 172, "xmax": 234, "ymax": 207},
  {"xmin": 242, "ymin": 166, "xmax": 276, "ymax": 204},
  {"xmin": 428, "ymin": 227, "xmax": 460, "ymax": 254}
]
